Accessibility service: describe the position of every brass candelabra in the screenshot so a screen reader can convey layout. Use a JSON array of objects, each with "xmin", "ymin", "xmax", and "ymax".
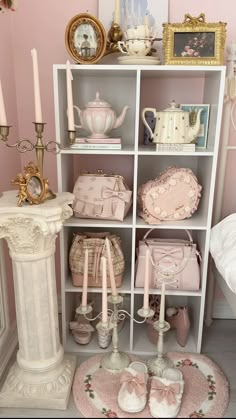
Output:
[{"xmin": 0, "ymin": 123, "xmax": 76, "ymax": 201}]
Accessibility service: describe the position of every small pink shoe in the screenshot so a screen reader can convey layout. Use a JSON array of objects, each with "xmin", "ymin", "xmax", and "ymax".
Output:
[
  {"xmin": 149, "ymin": 368, "xmax": 184, "ymax": 418},
  {"xmin": 118, "ymin": 361, "xmax": 148, "ymax": 413}
]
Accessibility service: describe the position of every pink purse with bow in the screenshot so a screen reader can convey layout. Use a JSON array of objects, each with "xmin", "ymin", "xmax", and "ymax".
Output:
[
  {"xmin": 72, "ymin": 171, "xmax": 132, "ymax": 221},
  {"xmin": 135, "ymin": 228, "xmax": 201, "ymax": 290}
]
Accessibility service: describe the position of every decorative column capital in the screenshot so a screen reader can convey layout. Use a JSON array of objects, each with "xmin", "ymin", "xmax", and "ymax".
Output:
[{"xmin": 0, "ymin": 191, "xmax": 74, "ymax": 256}]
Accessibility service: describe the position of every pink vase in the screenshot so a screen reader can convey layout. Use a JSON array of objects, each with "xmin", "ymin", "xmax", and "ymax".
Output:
[{"xmin": 166, "ymin": 306, "xmax": 190, "ymax": 347}]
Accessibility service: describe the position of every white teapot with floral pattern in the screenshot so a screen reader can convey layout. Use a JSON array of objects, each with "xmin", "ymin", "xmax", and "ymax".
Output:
[{"xmin": 142, "ymin": 101, "xmax": 203, "ymax": 144}]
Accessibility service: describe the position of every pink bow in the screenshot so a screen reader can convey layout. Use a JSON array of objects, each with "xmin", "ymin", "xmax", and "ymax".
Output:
[
  {"xmin": 101, "ymin": 187, "xmax": 132, "ymax": 221},
  {"xmin": 120, "ymin": 371, "xmax": 146, "ymax": 397},
  {"xmin": 151, "ymin": 379, "xmax": 180, "ymax": 405},
  {"xmin": 102, "ymin": 187, "xmax": 132, "ymax": 203}
]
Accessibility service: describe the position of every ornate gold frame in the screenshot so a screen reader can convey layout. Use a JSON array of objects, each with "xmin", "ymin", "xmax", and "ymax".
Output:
[
  {"xmin": 65, "ymin": 13, "xmax": 107, "ymax": 64},
  {"xmin": 163, "ymin": 14, "xmax": 227, "ymax": 65},
  {"xmin": 12, "ymin": 162, "xmax": 51, "ymax": 206}
]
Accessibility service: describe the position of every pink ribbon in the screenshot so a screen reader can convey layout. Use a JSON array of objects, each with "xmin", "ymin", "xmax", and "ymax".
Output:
[
  {"xmin": 102, "ymin": 187, "xmax": 132, "ymax": 203},
  {"xmin": 120, "ymin": 371, "xmax": 146, "ymax": 397},
  {"xmin": 101, "ymin": 187, "xmax": 132, "ymax": 221},
  {"xmin": 151, "ymin": 379, "xmax": 181, "ymax": 405}
]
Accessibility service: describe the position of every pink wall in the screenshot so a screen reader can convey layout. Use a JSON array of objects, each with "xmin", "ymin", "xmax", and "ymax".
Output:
[
  {"xmin": 0, "ymin": 12, "xmax": 21, "ymax": 323},
  {"xmin": 1, "ymin": 0, "xmax": 236, "ymax": 322}
]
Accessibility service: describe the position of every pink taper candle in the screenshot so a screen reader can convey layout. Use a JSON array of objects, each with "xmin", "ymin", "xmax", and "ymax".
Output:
[
  {"xmin": 31, "ymin": 48, "xmax": 43, "ymax": 123},
  {"xmin": 0, "ymin": 80, "xmax": 7, "ymax": 126},
  {"xmin": 101, "ymin": 257, "xmax": 108, "ymax": 323},
  {"xmin": 66, "ymin": 60, "xmax": 74, "ymax": 131},
  {"xmin": 105, "ymin": 237, "xmax": 118, "ymax": 297},
  {"xmin": 143, "ymin": 248, "xmax": 150, "ymax": 311},
  {"xmin": 159, "ymin": 282, "xmax": 166, "ymax": 327},
  {"xmin": 81, "ymin": 248, "xmax": 89, "ymax": 307}
]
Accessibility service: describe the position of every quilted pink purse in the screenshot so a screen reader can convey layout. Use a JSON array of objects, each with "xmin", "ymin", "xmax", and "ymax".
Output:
[
  {"xmin": 138, "ymin": 167, "xmax": 202, "ymax": 224},
  {"xmin": 72, "ymin": 171, "xmax": 132, "ymax": 221},
  {"xmin": 135, "ymin": 229, "xmax": 201, "ymax": 290}
]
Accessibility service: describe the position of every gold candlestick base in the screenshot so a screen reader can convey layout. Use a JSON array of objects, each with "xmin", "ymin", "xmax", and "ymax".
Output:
[{"xmin": 104, "ymin": 22, "xmax": 123, "ymax": 56}]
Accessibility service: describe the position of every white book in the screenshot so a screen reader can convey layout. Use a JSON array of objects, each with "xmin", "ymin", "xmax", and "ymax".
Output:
[
  {"xmin": 75, "ymin": 137, "xmax": 121, "ymax": 144},
  {"xmin": 70, "ymin": 143, "xmax": 122, "ymax": 150},
  {"xmin": 156, "ymin": 143, "xmax": 196, "ymax": 152}
]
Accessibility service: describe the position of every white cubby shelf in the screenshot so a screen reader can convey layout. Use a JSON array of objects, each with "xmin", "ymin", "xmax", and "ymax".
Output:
[{"xmin": 53, "ymin": 64, "xmax": 226, "ymax": 355}]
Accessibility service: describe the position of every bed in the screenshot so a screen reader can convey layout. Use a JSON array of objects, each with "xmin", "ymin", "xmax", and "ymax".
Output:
[
  {"xmin": 210, "ymin": 214, "xmax": 236, "ymax": 317},
  {"xmin": 206, "ymin": 43, "xmax": 236, "ymax": 322}
]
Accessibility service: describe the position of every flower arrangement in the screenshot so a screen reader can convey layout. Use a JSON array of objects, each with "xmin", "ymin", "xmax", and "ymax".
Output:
[
  {"xmin": 178, "ymin": 33, "xmax": 214, "ymax": 58},
  {"xmin": 0, "ymin": 0, "xmax": 17, "ymax": 12}
]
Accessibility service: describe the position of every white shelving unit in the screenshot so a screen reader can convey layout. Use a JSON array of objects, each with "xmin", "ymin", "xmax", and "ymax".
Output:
[{"xmin": 53, "ymin": 64, "xmax": 226, "ymax": 355}]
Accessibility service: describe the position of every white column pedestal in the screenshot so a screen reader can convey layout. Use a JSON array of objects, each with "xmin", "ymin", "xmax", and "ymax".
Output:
[{"xmin": 0, "ymin": 191, "xmax": 76, "ymax": 410}]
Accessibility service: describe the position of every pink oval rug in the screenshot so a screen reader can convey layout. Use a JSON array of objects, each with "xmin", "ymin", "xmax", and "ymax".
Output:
[{"xmin": 73, "ymin": 352, "xmax": 229, "ymax": 418}]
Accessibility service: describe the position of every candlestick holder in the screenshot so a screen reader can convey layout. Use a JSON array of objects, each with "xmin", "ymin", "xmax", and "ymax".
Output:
[
  {"xmin": 104, "ymin": 22, "xmax": 123, "ymax": 56},
  {"xmin": 147, "ymin": 318, "xmax": 174, "ymax": 377},
  {"xmin": 0, "ymin": 123, "xmax": 75, "ymax": 201},
  {"xmin": 76, "ymin": 295, "xmax": 154, "ymax": 374}
]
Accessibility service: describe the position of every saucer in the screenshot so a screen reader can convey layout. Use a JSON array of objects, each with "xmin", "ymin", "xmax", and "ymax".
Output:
[{"xmin": 117, "ymin": 55, "xmax": 161, "ymax": 65}]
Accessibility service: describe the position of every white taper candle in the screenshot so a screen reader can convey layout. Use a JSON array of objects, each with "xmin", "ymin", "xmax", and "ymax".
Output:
[
  {"xmin": 31, "ymin": 48, "xmax": 43, "ymax": 123},
  {"xmin": 114, "ymin": 0, "xmax": 120, "ymax": 25}
]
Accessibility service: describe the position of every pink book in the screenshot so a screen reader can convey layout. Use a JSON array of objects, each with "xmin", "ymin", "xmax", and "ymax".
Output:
[{"xmin": 75, "ymin": 137, "xmax": 121, "ymax": 144}]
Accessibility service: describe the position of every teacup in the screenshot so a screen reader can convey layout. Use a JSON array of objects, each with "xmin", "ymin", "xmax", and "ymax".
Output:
[
  {"xmin": 118, "ymin": 39, "xmax": 152, "ymax": 56},
  {"xmin": 125, "ymin": 24, "xmax": 157, "ymax": 40}
]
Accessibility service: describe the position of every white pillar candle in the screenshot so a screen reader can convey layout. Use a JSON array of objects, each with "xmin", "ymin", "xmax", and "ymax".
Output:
[
  {"xmin": 159, "ymin": 281, "xmax": 166, "ymax": 327},
  {"xmin": 66, "ymin": 60, "xmax": 74, "ymax": 131},
  {"xmin": 31, "ymin": 48, "xmax": 43, "ymax": 123},
  {"xmin": 105, "ymin": 237, "xmax": 118, "ymax": 297},
  {"xmin": 101, "ymin": 257, "xmax": 108, "ymax": 323},
  {"xmin": 114, "ymin": 0, "xmax": 120, "ymax": 25},
  {"xmin": 143, "ymin": 248, "xmax": 150, "ymax": 311},
  {"xmin": 0, "ymin": 80, "xmax": 7, "ymax": 126},
  {"xmin": 81, "ymin": 248, "xmax": 89, "ymax": 307}
]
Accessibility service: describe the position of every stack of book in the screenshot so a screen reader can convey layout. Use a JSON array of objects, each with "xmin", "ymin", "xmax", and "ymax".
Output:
[
  {"xmin": 156, "ymin": 143, "xmax": 196, "ymax": 152},
  {"xmin": 70, "ymin": 138, "xmax": 122, "ymax": 150}
]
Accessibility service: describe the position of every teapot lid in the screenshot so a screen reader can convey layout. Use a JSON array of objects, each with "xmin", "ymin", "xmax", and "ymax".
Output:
[
  {"xmin": 86, "ymin": 92, "xmax": 111, "ymax": 108},
  {"xmin": 164, "ymin": 100, "xmax": 182, "ymax": 112}
]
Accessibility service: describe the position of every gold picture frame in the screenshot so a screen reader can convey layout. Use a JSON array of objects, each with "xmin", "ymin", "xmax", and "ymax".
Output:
[
  {"xmin": 65, "ymin": 13, "xmax": 107, "ymax": 64},
  {"xmin": 163, "ymin": 13, "xmax": 227, "ymax": 65},
  {"xmin": 12, "ymin": 162, "xmax": 50, "ymax": 206}
]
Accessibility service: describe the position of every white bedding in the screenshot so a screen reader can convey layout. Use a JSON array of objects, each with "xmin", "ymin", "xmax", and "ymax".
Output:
[{"xmin": 210, "ymin": 213, "xmax": 236, "ymax": 294}]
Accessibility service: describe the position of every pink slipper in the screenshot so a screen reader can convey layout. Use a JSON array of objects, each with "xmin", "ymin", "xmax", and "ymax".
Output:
[
  {"xmin": 149, "ymin": 368, "xmax": 184, "ymax": 418},
  {"xmin": 118, "ymin": 361, "xmax": 148, "ymax": 413}
]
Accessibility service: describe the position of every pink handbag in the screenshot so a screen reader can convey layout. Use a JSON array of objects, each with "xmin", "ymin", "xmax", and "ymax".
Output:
[
  {"xmin": 138, "ymin": 167, "xmax": 202, "ymax": 224},
  {"xmin": 135, "ymin": 228, "xmax": 201, "ymax": 290},
  {"xmin": 72, "ymin": 171, "xmax": 132, "ymax": 221}
]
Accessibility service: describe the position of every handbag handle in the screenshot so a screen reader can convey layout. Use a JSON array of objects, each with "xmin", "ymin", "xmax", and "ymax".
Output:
[
  {"xmin": 143, "ymin": 228, "xmax": 193, "ymax": 245},
  {"xmin": 143, "ymin": 228, "xmax": 194, "ymax": 279}
]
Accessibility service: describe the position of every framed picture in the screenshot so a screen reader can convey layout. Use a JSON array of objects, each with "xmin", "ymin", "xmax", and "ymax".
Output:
[
  {"xmin": 180, "ymin": 104, "xmax": 210, "ymax": 148},
  {"xmin": 12, "ymin": 162, "xmax": 49, "ymax": 206},
  {"xmin": 26, "ymin": 175, "xmax": 44, "ymax": 203},
  {"xmin": 98, "ymin": 0, "xmax": 169, "ymax": 40},
  {"xmin": 163, "ymin": 13, "xmax": 227, "ymax": 65},
  {"xmin": 65, "ymin": 13, "xmax": 107, "ymax": 64}
]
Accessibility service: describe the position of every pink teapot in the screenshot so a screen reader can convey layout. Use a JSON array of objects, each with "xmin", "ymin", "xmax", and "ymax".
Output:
[{"xmin": 73, "ymin": 92, "xmax": 129, "ymax": 139}]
